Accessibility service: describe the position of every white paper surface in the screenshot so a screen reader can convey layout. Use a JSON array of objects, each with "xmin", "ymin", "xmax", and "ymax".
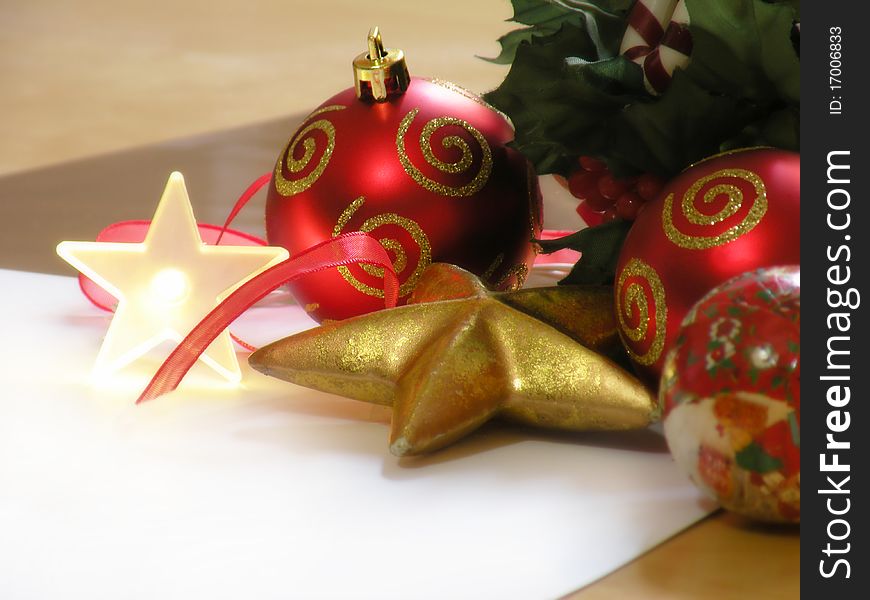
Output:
[{"xmin": 0, "ymin": 269, "xmax": 714, "ymax": 600}]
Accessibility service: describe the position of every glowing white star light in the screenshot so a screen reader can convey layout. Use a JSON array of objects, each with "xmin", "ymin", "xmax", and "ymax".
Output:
[{"xmin": 57, "ymin": 172, "xmax": 288, "ymax": 384}]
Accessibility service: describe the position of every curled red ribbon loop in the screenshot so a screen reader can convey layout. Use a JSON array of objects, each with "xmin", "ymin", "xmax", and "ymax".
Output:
[
  {"xmin": 137, "ymin": 231, "xmax": 399, "ymax": 403},
  {"xmin": 215, "ymin": 172, "xmax": 273, "ymax": 245}
]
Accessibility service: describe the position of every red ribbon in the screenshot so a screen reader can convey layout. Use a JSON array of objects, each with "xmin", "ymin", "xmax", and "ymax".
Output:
[
  {"xmin": 215, "ymin": 172, "xmax": 272, "ymax": 245},
  {"xmin": 136, "ymin": 232, "xmax": 398, "ymax": 403}
]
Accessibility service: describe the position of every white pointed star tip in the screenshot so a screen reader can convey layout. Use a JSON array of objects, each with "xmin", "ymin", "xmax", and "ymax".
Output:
[
  {"xmin": 56, "ymin": 240, "xmax": 95, "ymax": 273},
  {"xmin": 158, "ymin": 172, "xmax": 189, "ymax": 205},
  {"xmin": 56, "ymin": 240, "xmax": 72, "ymax": 259},
  {"xmin": 161, "ymin": 172, "xmax": 190, "ymax": 203},
  {"xmin": 55, "ymin": 241, "xmax": 80, "ymax": 278}
]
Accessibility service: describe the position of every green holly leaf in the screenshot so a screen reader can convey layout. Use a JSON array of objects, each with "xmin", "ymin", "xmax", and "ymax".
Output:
[
  {"xmin": 683, "ymin": 0, "xmax": 800, "ymax": 103},
  {"xmin": 774, "ymin": 0, "xmax": 800, "ymax": 18},
  {"xmin": 759, "ymin": 106, "xmax": 800, "ymax": 149},
  {"xmin": 485, "ymin": 22, "xmax": 648, "ymax": 175},
  {"xmin": 622, "ymin": 71, "xmax": 770, "ymax": 176},
  {"xmin": 735, "ymin": 441, "xmax": 783, "ymax": 473},
  {"xmin": 483, "ymin": 0, "xmax": 634, "ymax": 64},
  {"xmin": 537, "ymin": 218, "xmax": 632, "ymax": 284},
  {"xmin": 487, "ymin": 28, "xmax": 553, "ymax": 65}
]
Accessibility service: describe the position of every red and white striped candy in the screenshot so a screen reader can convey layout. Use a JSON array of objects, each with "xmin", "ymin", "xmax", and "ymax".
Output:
[{"xmin": 619, "ymin": 0, "xmax": 692, "ymax": 95}]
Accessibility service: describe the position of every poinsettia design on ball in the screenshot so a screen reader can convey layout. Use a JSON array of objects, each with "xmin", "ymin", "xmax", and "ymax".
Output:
[
  {"xmin": 660, "ymin": 266, "xmax": 800, "ymax": 523},
  {"xmin": 693, "ymin": 392, "xmax": 800, "ymax": 522},
  {"xmin": 704, "ymin": 316, "xmax": 740, "ymax": 373}
]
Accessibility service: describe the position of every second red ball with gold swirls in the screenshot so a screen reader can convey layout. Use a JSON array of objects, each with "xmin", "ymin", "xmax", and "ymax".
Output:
[
  {"xmin": 265, "ymin": 30, "xmax": 541, "ymax": 322},
  {"xmin": 614, "ymin": 148, "xmax": 800, "ymax": 383}
]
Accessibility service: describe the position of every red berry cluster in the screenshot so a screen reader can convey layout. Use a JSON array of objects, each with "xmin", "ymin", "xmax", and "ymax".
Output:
[{"xmin": 562, "ymin": 157, "xmax": 665, "ymax": 226}]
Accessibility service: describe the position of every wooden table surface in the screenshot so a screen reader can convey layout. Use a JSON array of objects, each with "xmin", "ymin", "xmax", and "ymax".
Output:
[{"xmin": 0, "ymin": 1, "xmax": 798, "ymax": 597}]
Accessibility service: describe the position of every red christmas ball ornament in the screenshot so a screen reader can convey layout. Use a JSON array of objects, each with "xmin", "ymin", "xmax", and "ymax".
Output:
[
  {"xmin": 614, "ymin": 147, "xmax": 800, "ymax": 382},
  {"xmin": 660, "ymin": 266, "xmax": 800, "ymax": 522},
  {"xmin": 265, "ymin": 28, "xmax": 541, "ymax": 322}
]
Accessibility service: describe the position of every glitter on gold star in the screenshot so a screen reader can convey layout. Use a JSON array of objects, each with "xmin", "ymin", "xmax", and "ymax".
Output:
[
  {"xmin": 57, "ymin": 172, "xmax": 288, "ymax": 383},
  {"xmin": 250, "ymin": 264, "xmax": 656, "ymax": 455}
]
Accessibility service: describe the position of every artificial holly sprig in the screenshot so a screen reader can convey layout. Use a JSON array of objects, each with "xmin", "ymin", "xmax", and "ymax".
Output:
[
  {"xmin": 486, "ymin": 0, "xmax": 800, "ymax": 285},
  {"xmin": 483, "ymin": 0, "xmax": 800, "ymax": 180},
  {"xmin": 484, "ymin": 0, "xmax": 635, "ymax": 65}
]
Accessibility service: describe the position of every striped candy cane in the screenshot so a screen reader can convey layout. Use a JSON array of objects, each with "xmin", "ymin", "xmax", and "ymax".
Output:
[{"xmin": 619, "ymin": 0, "xmax": 692, "ymax": 95}]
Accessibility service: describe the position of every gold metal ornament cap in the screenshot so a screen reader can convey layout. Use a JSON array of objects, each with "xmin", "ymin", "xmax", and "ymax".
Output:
[{"xmin": 352, "ymin": 26, "xmax": 411, "ymax": 102}]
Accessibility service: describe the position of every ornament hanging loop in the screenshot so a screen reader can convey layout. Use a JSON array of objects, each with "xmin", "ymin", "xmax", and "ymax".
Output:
[
  {"xmin": 353, "ymin": 26, "xmax": 410, "ymax": 102},
  {"xmin": 367, "ymin": 26, "xmax": 386, "ymax": 61}
]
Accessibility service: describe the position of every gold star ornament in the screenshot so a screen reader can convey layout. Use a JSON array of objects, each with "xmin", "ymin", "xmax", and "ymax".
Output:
[
  {"xmin": 250, "ymin": 264, "xmax": 657, "ymax": 455},
  {"xmin": 57, "ymin": 172, "xmax": 289, "ymax": 383}
]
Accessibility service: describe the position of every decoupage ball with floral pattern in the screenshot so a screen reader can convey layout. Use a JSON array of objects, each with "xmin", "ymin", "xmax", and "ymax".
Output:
[{"xmin": 659, "ymin": 265, "xmax": 800, "ymax": 523}]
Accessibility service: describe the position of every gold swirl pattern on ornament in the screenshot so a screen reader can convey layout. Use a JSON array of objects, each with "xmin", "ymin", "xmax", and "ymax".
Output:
[
  {"xmin": 333, "ymin": 197, "xmax": 432, "ymax": 299},
  {"xmin": 482, "ymin": 254, "xmax": 504, "ymax": 282},
  {"xmin": 496, "ymin": 263, "xmax": 529, "ymax": 291},
  {"xmin": 617, "ymin": 258, "xmax": 667, "ymax": 366},
  {"xmin": 482, "ymin": 254, "xmax": 528, "ymax": 291},
  {"xmin": 273, "ymin": 105, "xmax": 345, "ymax": 197},
  {"xmin": 332, "ymin": 196, "xmax": 365, "ymax": 238},
  {"xmin": 662, "ymin": 168, "xmax": 767, "ymax": 250},
  {"xmin": 396, "ymin": 108, "xmax": 493, "ymax": 197}
]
